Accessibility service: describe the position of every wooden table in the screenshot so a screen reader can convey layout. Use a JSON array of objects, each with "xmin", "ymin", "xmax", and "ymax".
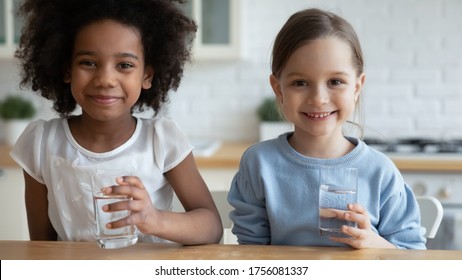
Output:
[{"xmin": 1, "ymin": 241, "xmax": 461, "ymax": 260}]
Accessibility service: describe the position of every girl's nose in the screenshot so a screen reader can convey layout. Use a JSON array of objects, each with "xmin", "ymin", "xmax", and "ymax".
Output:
[
  {"xmin": 93, "ymin": 67, "xmax": 117, "ymax": 88},
  {"xmin": 307, "ymin": 85, "xmax": 329, "ymax": 105}
]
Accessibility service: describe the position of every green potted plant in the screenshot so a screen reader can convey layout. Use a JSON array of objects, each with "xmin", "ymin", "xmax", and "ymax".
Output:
[
  {"xmin": 0, "ymin": 95, "xmax": 36, "ymax": 146},
  {"xmin": 257, "ymin": 97, "xmax": 292, "ymax": 141}
]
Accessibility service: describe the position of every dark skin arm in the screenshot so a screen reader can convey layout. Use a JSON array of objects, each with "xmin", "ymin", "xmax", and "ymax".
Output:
[{"xmin": 23, "ymin": 171, "xmax": 57, "ymax": 240}]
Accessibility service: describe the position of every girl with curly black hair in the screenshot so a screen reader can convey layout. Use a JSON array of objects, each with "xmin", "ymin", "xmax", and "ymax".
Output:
[{"xmin": 10, "ymin": 0, "xmax": 223, "ymax": 246}]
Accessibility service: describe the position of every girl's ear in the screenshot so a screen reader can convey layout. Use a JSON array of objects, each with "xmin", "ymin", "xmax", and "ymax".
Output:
[
  {"xmin": 269, "ymin": 74, "xmax": 283, "ymax": 103},
  {"xmin": 142, "ymin": 66, "xmax": 154, "ymax": 89},
  {"xmin": 354, "ymin": 73, "xmax": 366, "ymax": 102}
]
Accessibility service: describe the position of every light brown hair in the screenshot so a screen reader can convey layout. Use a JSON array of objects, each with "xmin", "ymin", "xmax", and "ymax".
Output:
[{"xmin": 271, "ymin": 8, "xmax": 364, "ymax": 78}]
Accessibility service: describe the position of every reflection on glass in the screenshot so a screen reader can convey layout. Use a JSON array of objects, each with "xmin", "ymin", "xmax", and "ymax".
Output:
[{"xmin": 202, "ymin": 0, "xmax": 229, "ymax": 44}]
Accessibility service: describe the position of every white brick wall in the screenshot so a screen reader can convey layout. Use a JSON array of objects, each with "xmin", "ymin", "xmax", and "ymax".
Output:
[
  {"xmin": 1, "ymin": 0, "xmax": 462, "ymax": 142},
  {"xmin": 170, "ymin": 0, "xmax": 462, "ymax": 141}
]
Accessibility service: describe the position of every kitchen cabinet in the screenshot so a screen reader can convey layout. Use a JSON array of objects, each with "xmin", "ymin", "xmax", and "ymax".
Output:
[
  {"xmin": 184, "ymin": 0, "xmax": 239, "ymax": 60},
  {"xmin": 0, "ymin": 0, "xmax": 22, "ymax": 58},
  {"xmin": 188, "ymin": 142, "xmax": 249, "ymax": 230},
  {"xmin": 0, "ymin": 167, "xmax": 29, "ymax": 240},
  {"xmin": 0, "ymin": 145, "xmax": 29, "ymax": 240},
  {"xmin": 171, "ymin": 167, "xmax": 237, "ymax": 244}
]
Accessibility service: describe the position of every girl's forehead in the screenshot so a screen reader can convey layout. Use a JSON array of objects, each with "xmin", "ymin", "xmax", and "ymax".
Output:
[
  {"xmin": 77, "ymin": 19, "xmax": 140, "ymax": 40},
  {"xmin": 73, "ymin": 19, "xmax": 144, "ymax": 57},
  {"xmin": 284, "ymin": 37, "xmax": 355, "ymax": 73},
  {"xmin": 296, "ymin": 36, "xmax": 352, "ymax": 55}
]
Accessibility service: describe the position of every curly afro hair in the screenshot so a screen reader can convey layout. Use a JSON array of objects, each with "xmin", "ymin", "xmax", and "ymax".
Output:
[{"xmin": 15, "ymin": 0, "xmax": 197, "ymax": 117}]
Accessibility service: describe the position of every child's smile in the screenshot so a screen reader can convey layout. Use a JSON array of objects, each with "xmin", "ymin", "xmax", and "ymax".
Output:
[
  {"xmin": 303, "ymin": 111, "xmax": 336, "ymax": 120},
  {"xmin": 90, "ymin": 94, "xmax": 124, "ymax": 106}
]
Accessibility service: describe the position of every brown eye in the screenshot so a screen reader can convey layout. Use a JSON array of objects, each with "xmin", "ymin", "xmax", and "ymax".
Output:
[
  {"xmin": 119, "ymin": 62, "xmax": 134, "ymax": 69},
  {"xmin": 329, "ymin": 79, "xmax": 343, "ymax": 86},
  {"xmin": 293, "ymin": 80, "xmax": 308, "ymax": 87},
  {"xmin": 79, "ymin": 60, "xmax": 96, "ymax": 67}
]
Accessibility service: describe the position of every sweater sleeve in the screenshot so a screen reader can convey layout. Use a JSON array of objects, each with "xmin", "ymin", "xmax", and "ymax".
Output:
[
  {"xmin": 228, "ymin": 168, "xmax": 271, "ymax": 245},
  {"xmin": 358, "ymin": 146, "xmax": 426, "ymax": 250},
  {"xmin": 378, "ymin": 179, "xmax": 427, "ymax": 249}
]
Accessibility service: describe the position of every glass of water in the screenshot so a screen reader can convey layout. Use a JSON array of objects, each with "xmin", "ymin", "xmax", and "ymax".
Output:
[
  {"xmin": 92, "ymin": 170, "xmax": 138, "ymax": 249},
  {"xmin": 319, "ymin": 167, "xmax": 358, "ymax": 237}
]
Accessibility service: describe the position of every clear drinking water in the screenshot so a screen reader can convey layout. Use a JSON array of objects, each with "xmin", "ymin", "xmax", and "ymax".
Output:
[
  {"xmin": 319, "ymin": 184, "xmax": 357, "ymax": 237},
  {"xmin": 93, "ymin": 194, "xmax": 138, "ymax": 249}
]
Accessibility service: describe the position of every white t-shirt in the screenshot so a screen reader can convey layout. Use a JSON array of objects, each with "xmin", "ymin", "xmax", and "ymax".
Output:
[{"xmin": 10, "ymin": 117, "xmax": 192, "ymax": 243}]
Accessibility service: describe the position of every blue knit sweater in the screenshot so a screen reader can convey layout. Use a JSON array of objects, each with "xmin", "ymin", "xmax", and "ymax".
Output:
[{"xmin": 228, "ymin": 133, "xmax": 426, "ymax": 249}]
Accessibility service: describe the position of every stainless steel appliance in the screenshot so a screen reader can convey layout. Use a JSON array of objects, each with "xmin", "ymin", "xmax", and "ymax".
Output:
[{"xmin": 365, "ymin": 138, "xmax": 462, "ymax": 250}]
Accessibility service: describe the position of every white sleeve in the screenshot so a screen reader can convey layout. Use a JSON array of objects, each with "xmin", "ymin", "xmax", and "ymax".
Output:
[
  {"xmin": 152, "ymin": 117, "xmax": 192, "ymax": 173},
  {"xmin": 9, "ymin": 119, "xmax": 46, "ymax": 184}
]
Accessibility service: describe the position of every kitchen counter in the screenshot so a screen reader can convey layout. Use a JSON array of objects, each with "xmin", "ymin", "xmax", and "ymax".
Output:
[
  {"xmin": 3, "ymin": 143, "xmax": 462, "ymax": 172},
  {"xmin": 0, "ymin": 143, "xmax": 250, "ymax": 169},
  {"xmin": 0, "ymin": 142, "xmax": 248, "ymax": 169},
  {"xmin": 195, "ymin": 142, "xmax": 462, "ymax": 172},
  {"xmin": 388, "ymin": 154, "xmax": 462, "ymax": 172},
  {"xmin": 194, "ymin": 142, "xmax": 252, "ymax": 169},
  {"xmin": 1, "ymin": 240, "xmax": 461, "ymax": 259}
]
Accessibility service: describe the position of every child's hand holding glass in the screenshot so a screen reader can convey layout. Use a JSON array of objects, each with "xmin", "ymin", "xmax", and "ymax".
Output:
[
  {"xmin": 327, "ymin": 203, "xmax": 397, "ymax": 249},
  {"xmin": 100, "ymin": 176, "xmax": 160, "ymax": 236}
]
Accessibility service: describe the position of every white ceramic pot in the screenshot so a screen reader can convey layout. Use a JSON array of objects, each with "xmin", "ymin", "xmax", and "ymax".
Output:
[
  {"xmin": 259, "ymin": 122, "xmax": 293, "ymax": 142},
  {"xmin": 5, "ymin": 120, "xmax": 30, "ymax": 146}
]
